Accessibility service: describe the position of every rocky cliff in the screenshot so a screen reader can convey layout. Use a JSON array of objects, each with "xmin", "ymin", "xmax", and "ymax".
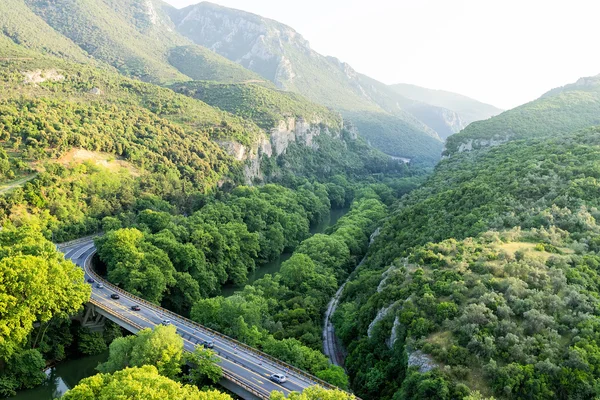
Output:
[{"xmin": 218, "ymin": 115, "xmax": 341, "ymax": 183}]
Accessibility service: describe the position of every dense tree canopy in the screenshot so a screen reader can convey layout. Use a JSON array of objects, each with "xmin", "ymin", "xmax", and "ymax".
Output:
[
  {"xmin": 62, "ymin": 366, "xmax": 232, "ymax": 400},
  {"xmin": 98, "ymin": 325, "xmax": 184, "ymax": 379},
  {"xmin": 0, "ymin": 225, "xmax": 90, "ymax": 360}
]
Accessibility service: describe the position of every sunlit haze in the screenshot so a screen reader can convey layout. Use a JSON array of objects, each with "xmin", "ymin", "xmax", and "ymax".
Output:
[{"xmin": 164, "ymin": 0, "xmax": 600, "ymax": 109}]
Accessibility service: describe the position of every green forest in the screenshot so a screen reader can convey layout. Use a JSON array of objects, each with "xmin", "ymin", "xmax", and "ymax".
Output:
[
  {"xmin": 335, "ymin": 125, "xmax": 600, "ymax": 398},
  {"xmin": 2, "ymin": 1, "xmax": 600, "ymax": 399}
]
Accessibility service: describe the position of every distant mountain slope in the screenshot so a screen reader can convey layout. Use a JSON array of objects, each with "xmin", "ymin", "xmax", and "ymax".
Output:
[
  {"xmin": 0, "ymin": 0, "xmax": 93, "ymax": 63},
  {"xmin": 8, "ymin": 0, "xmax": 269, "ymax": 86},
  {"xmin": 167, "ymin": 45, "xmax": 272, "ymax": 85},
  {"xmin": 171, "ymin": 81, "xmax": 342, "ymax": 131},
  {"xmin": 169, "ymin": 1, "xmax": 445, "ymax": 164},
  {"xmin": 390, "ymin": 83, "xmax": 503, "ymax": 125},
  {"xmin": 445, "ymin": 74, "xmax": 600, "ymax": 155}
]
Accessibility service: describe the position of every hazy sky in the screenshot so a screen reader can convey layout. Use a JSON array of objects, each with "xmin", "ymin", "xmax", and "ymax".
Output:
[{"xmin": 164, "ymin": 0, "xmax": 600, "ymax": 109}]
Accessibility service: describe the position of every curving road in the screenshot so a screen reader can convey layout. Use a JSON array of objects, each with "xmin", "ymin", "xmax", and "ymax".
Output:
[{"xmin": 60, "ymin": 238, "xmax": 346, "ymax": 399}]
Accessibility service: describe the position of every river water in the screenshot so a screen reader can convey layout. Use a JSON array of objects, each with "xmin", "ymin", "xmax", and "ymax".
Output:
[
  {"xmin": 220, "ymin": 207, "xmax": 348, "ymax": 297},
  {"xmin": 10, "ymin": 351, "xmax": 108, "ymax": 400}
]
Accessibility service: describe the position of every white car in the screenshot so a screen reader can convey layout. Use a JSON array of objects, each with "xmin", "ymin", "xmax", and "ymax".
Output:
[
  {"xmin": 161, "ymin": 319, "xmax": 171, "ymax": 326},
  {"xmin": 269, "ymin": 373, "xmax": 287, "ymax": 384}
]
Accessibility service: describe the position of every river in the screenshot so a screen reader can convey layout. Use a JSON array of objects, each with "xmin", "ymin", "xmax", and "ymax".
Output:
[
  {"xmin": 220, "ymin": 207, "xmax": 349, "ymax": 297},
  {"xmin": 10, "ymin": 351, "xmax": 108, "ymax": 400}
]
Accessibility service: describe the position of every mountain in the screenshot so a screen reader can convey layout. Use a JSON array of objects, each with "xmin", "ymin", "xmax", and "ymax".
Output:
[
  {"xmin": 333, "ymin": 73, "xmax": 600, "ymax": 399},
  {"xmin": 445, "ymin": 74, "xmax": 600, "ymax": 155},
  {"xmin": 11, "ymin": 0, "xmax": 269, "ymax": 85},
  {"xmin": 168, "ymin": 1, "xmax": 446, "ymax": 164},
  {"xmin": 390, "ymin": 83, "xmax": 503, "ymax": 126}
]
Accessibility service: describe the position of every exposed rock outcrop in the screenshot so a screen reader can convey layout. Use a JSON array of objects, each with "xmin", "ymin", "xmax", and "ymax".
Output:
[
  {"xmin": 455, "ymin": 136, "xmax": 512, "ymax": 153},
  {"xmin": 407, "ymin": 350, "xmax": 437, "ymax": 373},
  {"xmin": 387, "ymin": 316, "xmax": 401, "ymax": 348},
  {"xmin": 22, "ymin": 69, "xmax": 64, "ymax": 85},
  {"xmin": 217, "ymin": 116, "xmax": 338, "ymax": 184},
  {"xmin": 367, "ymin": 305, "xmax": 393, "ymax": 338}
]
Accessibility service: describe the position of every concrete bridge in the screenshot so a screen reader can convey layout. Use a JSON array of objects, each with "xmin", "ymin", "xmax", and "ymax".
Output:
[{"xmin": 60, "ymin": 238, "xmax": 354, "ymax": 400}]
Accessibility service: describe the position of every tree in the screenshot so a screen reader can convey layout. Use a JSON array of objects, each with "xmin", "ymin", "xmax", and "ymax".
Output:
[
  {"xmin": 0, "ymin": 225, "xmax": 90, "ymax": 361},
  {"xmin": 62, "ymin": 366, "xmax": 232, "ymax": 400},
  {"xmin": 271, "ymin": 385, "xmax": 355, "ymax": 400},
  {"xmin": 96, "ymin": 229, "xmax": 176, "ymax": 303},
  {"xmin": 296, "ymin": 234, "xmax": 351, "ymax": 279},
  {"xmin": 184, "ymin": 346, "xmax": 223, "ymax": 385},
  {"xmin": 98, "ymin": 325, "xmax": 184, "ymax": 379},
  {"xmin": 316, "ymin": 365, "xmax": 350, "ymax": 390}
]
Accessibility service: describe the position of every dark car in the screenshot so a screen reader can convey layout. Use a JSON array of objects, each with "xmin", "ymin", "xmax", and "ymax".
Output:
[
  {"xmin": 110, "ymin": 293, "xmax": 120, "ymax": 300},
  {"xmin": 201, "ymin": 339, "xmax": 214, "ymax": 349},
  {"xmin": 87, "ymin": 278, "xmax": 95, "ymax": 283},
  {"xmin": 131, "ymin": 305, "xmax": 141, "ymax": 311}
]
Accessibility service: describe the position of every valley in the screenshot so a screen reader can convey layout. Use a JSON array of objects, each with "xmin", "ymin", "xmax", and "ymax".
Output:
[{"xmin": 0, "ymin": 1, "xmax": 599, "ymax": 400}]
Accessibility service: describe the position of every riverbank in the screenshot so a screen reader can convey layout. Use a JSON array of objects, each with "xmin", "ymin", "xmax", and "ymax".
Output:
[
  {"xmin": 10, "ymin": 351, "xmax": 108, "ymax": 400},
  {"xmin": 220, "ymin": 207, "xmax": 349, "ymax": 297}
]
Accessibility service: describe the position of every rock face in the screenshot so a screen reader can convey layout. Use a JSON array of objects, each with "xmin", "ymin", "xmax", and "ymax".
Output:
[
  {"xmin": 367, "ymin": 305, "xmax": 393, "ymax": 338},
  {"xmin": 216, "ymin": 116, "xmax": 337, "ymax": 184},
  {"xmin": 172, "ymin": 2, "xmax": 307, "ymax": 89},
  {"xmin": 454, "ymin": 135, "xmax": 512, "ymax": 153},
  {"xmin": 22, "ymin": 69, "xmax": 64, "ymax": 85},
  {"xmin": 407, "ymin": 350, "xmax": 437, "ymax": 373}
]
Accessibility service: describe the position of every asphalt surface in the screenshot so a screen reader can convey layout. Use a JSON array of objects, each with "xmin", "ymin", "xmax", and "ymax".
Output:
[{"xmin": 61, "ymin": 239, "xmax": 320, "ymax": 398}]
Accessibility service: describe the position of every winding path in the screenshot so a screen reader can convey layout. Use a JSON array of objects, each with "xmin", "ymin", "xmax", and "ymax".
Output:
[{"xmin": 323, "ymin": 256, "xmax": 367, "ymax": 367}]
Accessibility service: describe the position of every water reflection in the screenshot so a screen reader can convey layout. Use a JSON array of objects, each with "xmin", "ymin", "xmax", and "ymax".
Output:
[{"xmin": 10, "ymin": 351, "xmax": 108, "ymax": 400}]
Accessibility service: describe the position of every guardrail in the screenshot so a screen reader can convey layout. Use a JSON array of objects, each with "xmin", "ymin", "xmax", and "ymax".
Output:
[
  {"xmin": 83, "ymin": 246, "xmax": 361, "ymax": 399},
  {"xmin": 222, "ymin": 370, "xmax": 272, "ymax": 399},
  {"xmin": 90, "ymin": 297, "xmax": 272, "ymax": 399},
  {"xmin": 57, "ymin": 234, "xmax": 101, "ymax": 250}
]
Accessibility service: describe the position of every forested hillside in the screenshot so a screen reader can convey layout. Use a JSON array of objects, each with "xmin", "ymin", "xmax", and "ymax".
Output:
[
  {"xmin": 445, "ymin": 75, "xmax": 600, "ymax": 155},
  {"xmin": 335, "ymin": 116, "xmax": 600, "ymax": 397}
]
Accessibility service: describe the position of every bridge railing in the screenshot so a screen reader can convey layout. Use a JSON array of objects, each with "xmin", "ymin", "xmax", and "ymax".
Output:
[
  {"xmin": 89, "ymin": 296, "xmax": 272, "ymax": 399},
  {"xmin": 84, "ymin": 248, "xmax": 360, "ymax": 399}
]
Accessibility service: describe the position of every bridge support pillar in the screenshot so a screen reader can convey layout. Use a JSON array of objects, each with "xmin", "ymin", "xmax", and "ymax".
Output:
[
  {"xmin": 218, "ymin": 378, "xmax": 263, "ymax": 400},
  {"xmin": 81, "ymin": 303, "xmax": 106, "ymax": 332}
]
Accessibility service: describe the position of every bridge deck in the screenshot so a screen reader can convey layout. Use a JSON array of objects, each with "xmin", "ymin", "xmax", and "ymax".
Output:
[{"xmin": 61, "ymin": 239, "xmax": 356, "ymax": 399}]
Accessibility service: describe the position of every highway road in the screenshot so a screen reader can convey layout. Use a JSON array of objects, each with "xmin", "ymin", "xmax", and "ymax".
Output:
[{"xmin": 60, "ymin": 238, "xmax": 339, "ymax": 399}]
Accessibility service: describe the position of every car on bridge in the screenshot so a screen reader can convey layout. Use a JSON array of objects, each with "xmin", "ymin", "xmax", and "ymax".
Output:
[
  {"xmin": 269, "ymin": 373, "xmax": 287, "ymax": 384},
  {"xmin": 131, "ymin": 305, "xmax": 141, "ymax": 311},
  {"xmin": 96, "ymin": 283, "xmax": 104, "ymax": 289},
  {"xmin": 111, "ymin": 293, "xmax": 120, "ymax": 300},
  {"xmin": 87, "ymin": 278, "xmax": 95, "ymax": 283},
  {"xmin": 162, "ymin": 319, "xmax": 171, "ymax": 326},
  {"xmin": 201, "ymin": 339, "xmax": 214, "ymax": 349}
]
